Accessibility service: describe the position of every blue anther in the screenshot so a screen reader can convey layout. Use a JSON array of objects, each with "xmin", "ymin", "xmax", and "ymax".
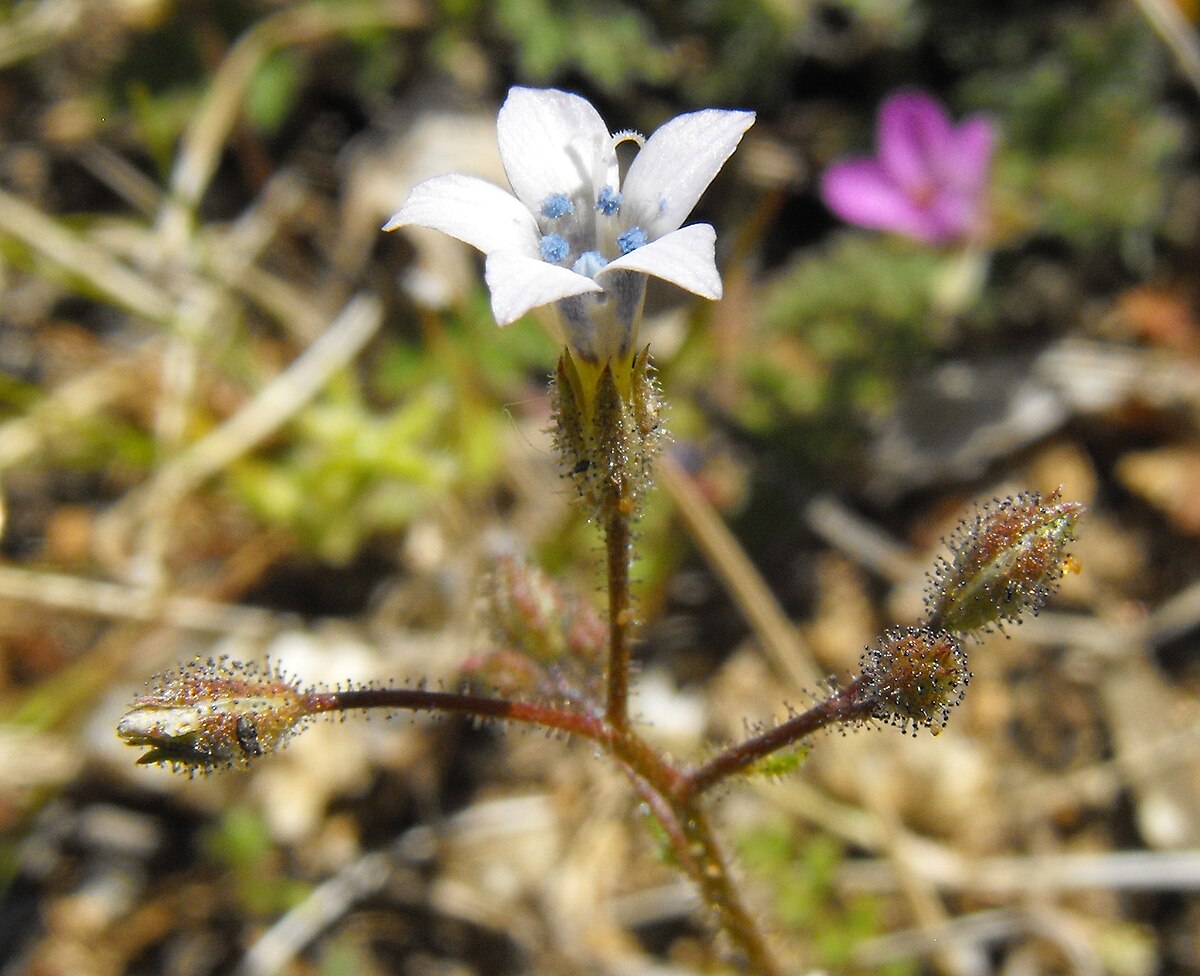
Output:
[
  {"xmin": 595, "ymin": 186, "xmax": 622, "ymax": 216},
  {"xmin": 540, "ymin": 193, "xmax": 574, "ymax": 219},
  {"xmin": 617, "ymin": 227, "xmax": 648, "ymax": 254},
  {"xmin": 572, "ymin": 250, "xmax": 608, "ymax": 278},
  {"xmin": 539, "ymin": 234, "xmax": 570, "ymax": 263}
]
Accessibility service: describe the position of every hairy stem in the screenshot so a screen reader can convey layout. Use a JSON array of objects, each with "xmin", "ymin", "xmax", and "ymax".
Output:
[
  {"xmin": 314, "ymin": 687, "xmax": 606, "ymax": 741},
  {"xmin": 604, "ymin": 481, "xmax": 635, "ymax": 731},
  {"xmin": 682, "ymin": 679, "xmax": 875, "ymax": 799},
  {"xmin": 678, "ymin": 801, "xmax": 786, "ymax": 976},
  {"xmin": 317, "ymin": 685, "xmax": 785, "ymax": 972},
  {"xmin": 604, "ymin": 730, "xmax": 783, "ymax": 975}
]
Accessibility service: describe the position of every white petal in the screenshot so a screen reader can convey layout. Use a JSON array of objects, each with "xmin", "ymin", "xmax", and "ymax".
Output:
[
  {"xmin": 621, "ymin": 109, "xmax": 755, "ymax": 238},
  {"xmin": 496, "ymin": 87, "xmax": 619, "ymax": 215},
  {"xmin": 484, "ymin": 251, "xmax": 602, "ymax": 326},
  {"xmin": 384, "ymin": 174, "xmax": 540, "ymax": 257},
  {"xmin": 599, "ymin": 224, "xmax": 722, "ymax": 299}
]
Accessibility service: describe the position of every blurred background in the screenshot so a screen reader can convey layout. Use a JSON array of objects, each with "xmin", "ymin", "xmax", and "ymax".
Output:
[{"xmin": 1, "ymin": 0, "xmax": 1199, "ymax": 973}]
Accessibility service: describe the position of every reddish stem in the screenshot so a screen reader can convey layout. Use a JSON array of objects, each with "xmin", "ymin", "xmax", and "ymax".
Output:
[
  {"xmin": 305, "ymin": 682, "xmax": 794, "ymax": 971},
  {"xmin": 680, "ymin": 679, "xmax": 876, "ymax": 800},
  {"xmin": 312, "ymin": 687, "xmax": 606, "ymax": 742}
]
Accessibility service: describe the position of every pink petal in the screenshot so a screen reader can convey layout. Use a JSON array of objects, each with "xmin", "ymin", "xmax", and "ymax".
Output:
[
  {"xmin": 877, "ymin": 91, "xmax": 953, "ymax": 195},
  {"xmin": 951, "ymin": 115, "xmax": 996, "ymax": 195},
  {"xmin": 922, "ymin": 189, "xmax": 976, "ymax": 243},
  {"xmin": 821, "ymin": 159, "xmax": 944, "ymax": 243}
]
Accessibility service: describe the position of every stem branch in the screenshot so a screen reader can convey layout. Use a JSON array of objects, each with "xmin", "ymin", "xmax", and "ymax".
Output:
[{"xmin": 683, "ymin": 680, "xmax": 874, "ymax": 798}]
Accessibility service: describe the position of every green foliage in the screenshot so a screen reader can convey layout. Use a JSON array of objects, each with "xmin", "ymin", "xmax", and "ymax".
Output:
[
  {"xmin": 202, "ymin": 806, "xmax": 310, "ymax": 918},
  {"xmin": 0, "ymin": 372, "xmax": 44, "ymax": 416},
  {"xmin": 739, "ymin": 823, "xmax": 916, "ymax": 975},
  {"xmin": 231, "ymin": 295, "xmax": 549, "ymax": 563},
  {"xmin": 246, "ymin": 51, "xmax": 305, "ymax": 138},
  {"xmin": 492, "ymin": 0, "xmax": 674, "ymax": 91},
  {"xmin": 830, "ymin": 0, "xmax": 925, "ymax": 40},
  {"xmin": 315, "ymin": 935, "xmax": 381, "ymax": 976},
  {"xmin": 231, "ymin": 381, "xmax": 491, "ymax": 563},
  {"xmin": 964, "ymin": 10, "xmax": 1184, "ymax": 246},
  {"xmin": 744, "ymin": 742, "xmax": 809, "ymax": 779},
  {"xmin": 669, "ymin": 0, "xmax": 800, "ymax": 105},
  {"xmin": 763, "ymin": 237, "xmax": 945, "ymax": 342},
  {"xmin": 737, "ymin": 235, "xmax": 949, "ymax": 436}
]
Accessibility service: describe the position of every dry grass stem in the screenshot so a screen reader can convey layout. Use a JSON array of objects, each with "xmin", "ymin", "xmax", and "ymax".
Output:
[
  {"xmin": 1131, "ymin": 0, "xmax": 1200, "ymax": 95},
  {"xmin": 0, "ymin": 564, "xmax": 278, "ymax": 635},
  {"xmin": 0, "ymin": 0, "xmax": 81, "ymax": 69},
  {"xmin": 161, "ymin": 0, "xmax": 429, "ymax": 248},
  {"xmin": 0, "ymin": 187, "xmax": 174, "ymax": 321},
  {"xmin": 805, "ymin": 494, "xmax": 921, "ymax": 582},
  {"xmin": 659, "ymin": 453, "xmax": 821, "ymax": 691},
  {"xmin": 131, "ymin": 294, "xmax": 382, "ymax": 516},
  {"xmin": 841, "ymin": 848, "xmax": 1200, "ymax": 894}
]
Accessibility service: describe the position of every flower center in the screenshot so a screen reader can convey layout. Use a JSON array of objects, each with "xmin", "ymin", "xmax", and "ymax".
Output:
[
  {"xmin": 572, "ymin": 250, "xmax": 608, "ymax": 277},
  {"xmin": 536, "ymin": 175, "xmax": 647, "ymax": 279},
  {"xmin": 540, "ymin": 193, "xmax": 575, "ymax": 219},
  {"xmin": 595, "ymin": 185, "xmax": 622, "ymax": 216},
  {"xmin": 539, "ymin": 233, "xmax": 570, "ymax": 263}
]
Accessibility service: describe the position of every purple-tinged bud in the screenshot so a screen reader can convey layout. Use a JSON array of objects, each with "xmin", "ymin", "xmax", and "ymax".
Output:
[
  {"xmin": 858, "ymin": 627, "xmax": 969, "ymax": 736},
  {"xmin": 469, "ymin": 555, "xmax": 607, "ymax": 705},
  {"xmin": 926, "ymin": 489, "xmax": 1084, "ymax": 634},
  {"xmin": 116, "ymin": 657, "xmax": 313, "ymax": 773},
  {"xmin": 487, "ymin": 556, "xmax": 574, "ymax": 663},
  {"xmin": 475, "ymin": 553, "xmax": 606, "ymax": 664}
]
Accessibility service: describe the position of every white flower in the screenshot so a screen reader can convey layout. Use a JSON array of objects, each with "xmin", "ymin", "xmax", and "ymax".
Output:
[{"xmin": 385, "ymin": 87, "xmax": 754, "ymax": 364}]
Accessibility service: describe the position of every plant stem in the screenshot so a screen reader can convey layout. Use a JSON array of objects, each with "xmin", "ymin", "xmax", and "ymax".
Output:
[
  {"xmin": 681, "ymin": 679, "xmax": 875, "ymax": 799},
  {"xmin": 313, "ymin": 687, "xmax": 606, "ymax": 741},
  {"xmin": 316, "ymin": 684, "xmax": 785, "ymax": 973},
  {"xmin": 607, "ymin": 735, "xmax": 784, "ymax": 974},
  {"xmin": 677, "ymin": 801, "xmax": 786, "ymax": 976},
  {"xmin": 604, "ymin": 481, "xmax": 634, "ymax": 732}
]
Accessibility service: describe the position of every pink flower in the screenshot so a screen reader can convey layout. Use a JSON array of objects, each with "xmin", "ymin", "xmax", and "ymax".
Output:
[{"xmin": 820, "ymin": 91, "xmax": 994, "ymax": 244}]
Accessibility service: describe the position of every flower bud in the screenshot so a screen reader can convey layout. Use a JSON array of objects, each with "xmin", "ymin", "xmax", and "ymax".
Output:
[
  {"xmin": 468, "ymin": 555, "xmax": 608, "ymax": 701},
  {"xmin": 926, "ymin": 489, "xmax": 1084, "ymax": 634},
  {"xmin": 116, "ymin": 658, "xmax": 313, "ymax": 774},
  {"xmin": 551, "ymin": 346, "xmax": 664, "ymax": 520},
  {"xmin": 484, "ymin": 555, "xmax": 604, "ymax": 665},
  {"xmin": 858, "ymin": 627, "xmax": 969, "ymax": 735}
]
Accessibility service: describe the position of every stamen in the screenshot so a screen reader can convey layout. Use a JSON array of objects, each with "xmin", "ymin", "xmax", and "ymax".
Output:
[
  {"xmin": 617, "ymin": 227, "xmax": 648, "ymax": 254},
  {"xmin": 612, "ymin": 129, "xmax": 645, "ymax": 149},
  {"xmin": 540, "ymin": 233, "xmax": 570, "ymax": 264},
  {"xmin": 572, "ymin": 250, "xmax": 608, "ymax": 278},
  {"xmin": 595, "ymin": 186, "xmax": 622, "ymax": 216},
  {"xmin": 540, "ymin": 193, "xmax": 574, "ymax": 219}
]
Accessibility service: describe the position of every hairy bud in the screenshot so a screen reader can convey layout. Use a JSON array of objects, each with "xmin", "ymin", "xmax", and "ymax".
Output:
[
  {"xmin": 483, "ymin": 555, "xmax": 606, "ymax": 665},
  {"xmin": 551, "ymin": 347, "xmax": 664, "ymax": 520},
  {"xmin": 927, "ymin": 489, "xmax": 1084, "ymax": 634},
  {"xmin": 469, "ymin": 555, "xmax": 607, "ymax": 702},
  {"xmin": 858, "ymin": 627, "xmax": 969, "ymax": 735},
  {"xmin": 116, "ymin": 658, "xmax": 313, "ymax": 773}
]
